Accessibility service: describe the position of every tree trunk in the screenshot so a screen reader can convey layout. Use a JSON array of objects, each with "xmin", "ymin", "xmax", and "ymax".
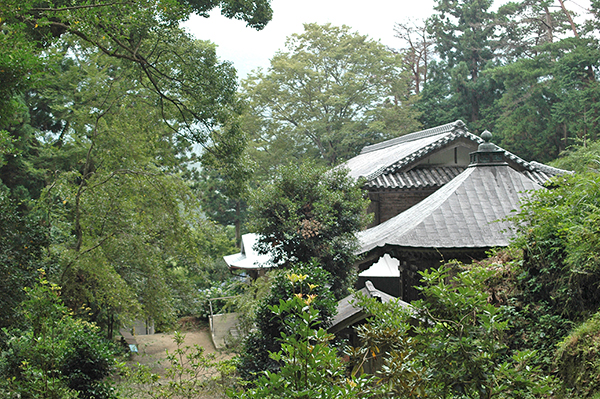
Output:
[{"xmin": 235, "ymin": 200, "xmax": 241, "ymax": 247}]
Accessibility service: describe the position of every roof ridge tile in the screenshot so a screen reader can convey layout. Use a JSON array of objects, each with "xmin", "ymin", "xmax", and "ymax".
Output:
[{"xmin": 360, "ymin": 120, "xmax": 466, "ymax": 155}]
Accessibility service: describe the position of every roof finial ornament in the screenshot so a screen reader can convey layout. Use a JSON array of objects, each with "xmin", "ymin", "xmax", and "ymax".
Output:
[
  {"xmin": 469, "ymin": 130, "xmax": 506, "ymax": 166},
  {"xmin": 478, "ymin": 130, "xmax": 497, "ymax": 152}
]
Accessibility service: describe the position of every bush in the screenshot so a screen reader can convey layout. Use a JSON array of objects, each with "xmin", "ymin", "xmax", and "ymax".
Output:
[
  {"xmin": 510, "ymin": 172, "xmax": 600, "ymax": 321},
  {"xmin": 234, "ymin": 275, "xmax": 373, "ymax": 399},
  {"xmin": 352, "ymin": 262, "xmax": 555, "ymax": 398},
  {"xmin": 236, "ymin": 262, "xmax": 337, "ymax": 380},
  {"xmin": 555, "ymin": 311, "xmax": 600, "ymax": 398},
  {"xmin": 62, "ymin": 325, "xmax": 118, "ymax": 398},
  {"xmin": 0, "ymin": 274, "xmax": 118, "ymax": 399},
  {"xmin": 248, "ymin": 161, "xmax": 370, "ymax": 298}
]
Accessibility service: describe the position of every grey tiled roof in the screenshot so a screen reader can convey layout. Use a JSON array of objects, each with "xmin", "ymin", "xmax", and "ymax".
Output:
[
  {"xmin": 366, "ymin": 166, "xmax": 466, "ymax": 189},
  {"xmin": 343, "ymin": 120, "xmax": 471, "ymax": 180},
  {"xmin": 357, "ymin": 163, "xmax": 543, "ymax": 254},
  {"xmin": 367, "ymin": 165, "xmax": 560, "ymax": 189},
  {"xmin": 329, "ymin": 281, "xmax": 409, "ymax": 334},
  {"xmin": 342, "ymin": 120, "xmax": 567, "ymax": 185}
]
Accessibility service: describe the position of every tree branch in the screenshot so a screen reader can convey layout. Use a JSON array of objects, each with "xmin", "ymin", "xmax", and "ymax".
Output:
[{"xmin": 30, "ymin": 2, "xmax": 132, "ymax": 12}]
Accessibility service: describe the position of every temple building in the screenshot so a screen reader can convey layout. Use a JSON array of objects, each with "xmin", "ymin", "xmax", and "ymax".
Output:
[{"xmin": 346, "ymin": 123, "xmax": 568, "ymax": 301}]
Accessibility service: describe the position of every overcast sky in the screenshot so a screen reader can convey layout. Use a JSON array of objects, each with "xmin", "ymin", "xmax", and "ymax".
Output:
[{"xmin": 183, "ymin": 0, "xmax": 436, "ymax": 80}]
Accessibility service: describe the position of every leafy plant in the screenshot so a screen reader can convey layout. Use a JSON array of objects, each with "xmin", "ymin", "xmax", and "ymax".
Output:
[
  {"xmin": 234, "ymin": 273, "xmax": 373, "ymax": 399},
  {"xmin": 510, "ymin": 171, "xmax": 600, "ymax": 321},
  {"xmin": 249, "ymin": 160, "xmax": 370, "ymax": 297},
  {"xmin": 237, "ymin": 262, "xmax": 338, "ymax": 380},
  {"xmin": 0, "ymin": 273, "xmax": 118, "ymax": 399},
  {"xmin": 555, "ymin": 311, "xmax": 600, "ymax": 398},
  {"xmin": 352, "ymin": 262, "xmax": 555, "ymax": 398}
]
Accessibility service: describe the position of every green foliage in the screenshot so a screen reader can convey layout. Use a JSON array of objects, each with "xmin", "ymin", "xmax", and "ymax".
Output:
[
  {"xmin": 0, "ymin": 188, "xmax": 53, "ymax": 329},
  {"xmin": 237, "ymin": 263, "xmax": 338, "ymax": 380},
  {"xmin": 197, "ymin": 123, "xmax": 252, "ymax": 240},
  {"xmin": 169, "ymin": 220, "xmax": 237, "ymax": 318},
  {"xmin": 0, "ymin": 0, "xmax": 272, "ymax": 106},
  {"xmin": 0, "ymin": 274, "xmax": 118, "ymax": 399},
  {"xmin": 119, "ymin": 331, "xmax": 236, "ymax": 398},
  {"xmin": 350, "ymin": 295, "xmax": 426, "ymax": 397},
  {"xmin": 417, "ymin": 0, "xmax": 600, "ymax": 163},
  {"xmin": 1, "ymin": 42, "xmax": 245, "ymax": 336},
  {"xmin": 235, "ymin": 276, "xmax": 373, "ymax": 399},
  {"xmin": 422, "ymin": 0, "xmax": 503, "ymax": 130},
  {"xmin": 510, "ymin": 171, "xmax": 600, "ymax": 320},
  {"xmin": 413, "ymin": 264, "xmax": 551, "ymax": 398},
  {"xmin": 550, "ymin": 139, "xmax": 600, "ymax": 173},
  {"xmin": 492, "ymin": 38, "xmax": 600, "ymax": 162},
  {"xmin": 504, "ymin": 301, "xmax": 574, "ymax": 373},
  {"xmin": 242, "ymin": 23, "xmax": 419, "ymax": 171},
  {"xmin": 1, "ymin": 0, "xmax": 271, "ymax": 336},
  {"xmin": 223, "ymin": 274, "xmax": 272, "ymax": 350},
  {"xmin": 249, "ymin": 161, "xmax": 370, "ymax": 296},
  {"xmin": 555, "ymin": 311, "xmax": 600, "ymax": 398},
  {"xmin": 499, "ymin": 170, "xmax": 600, "ymax": 376},
  {"xmin": 352, "ymin": 263, "xmax": 554, "ymax": 398}
]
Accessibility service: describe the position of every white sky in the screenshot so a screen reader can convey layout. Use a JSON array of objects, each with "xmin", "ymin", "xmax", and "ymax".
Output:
[{"xmin": 183, "ymin": 0, "xmax": 435, "ymax": 79}]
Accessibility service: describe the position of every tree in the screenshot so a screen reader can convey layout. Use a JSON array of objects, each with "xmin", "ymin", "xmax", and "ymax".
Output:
[
  {"xmin": 11, "ymin": 41, "xmax": 242, "ymax": 337},
  {"xmin": 248, "ymin": 161, "xmax": 370, "ymax": 296},
  {"xmin": 422, "ymin": 0, "xmax": 504, "ymax": 131},
  {"xmin": 394, "ymin": 19, "xmax": 435, "ymax": 94},
  {"xmin": 195, "ymin": 166, "xmax": 249, "ymax": 244},
  {"xmin": 491, "ymin": 37, "xmax": 600, "ymax": 162},
  {"xmin": 0, "ymin": 188, "xmax": 53, "ymax": 329},
  {"xmin": 1, "ymin": 0, "xmax": 271, "ymax": 208},
  {"xmin": 0, "ymin": 0, "xmax": 272, "ymax": 123},
  {"xmin": 198, "ymin": 113, "xmax": 252, "ymax": 243},
  {"xmin": 242, "ymin": 23, "xmax": 420, "ymax": 169},
  {"xmin": 495, "ymin": 0, "xmax": 572, "ymax": 60},
  {"xmin": 0, "ymin": 0, "xmax": 270, "ymax": 349}
]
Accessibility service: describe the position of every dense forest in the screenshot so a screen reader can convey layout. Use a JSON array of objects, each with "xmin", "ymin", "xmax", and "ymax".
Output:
[{"xmin": 1, "ymin": 0, "xmax": 600, "ymax": 397}]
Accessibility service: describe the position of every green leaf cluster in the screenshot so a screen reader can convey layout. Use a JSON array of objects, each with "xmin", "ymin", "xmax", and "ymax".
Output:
[
  {"xmin": 249, "ymin": 161, "xmax": 370, "ymax": 296},
  {"xmin": 242, "ymin": 23, "xmax": 420, "ymax": 173},
  {"xmin": 237, "ymin": 263, "xmax": 338, "ymax": 380},
  {"xmin": 235, "ymin": 273, "xmax": 373, "ymax": 399},
  {"xmin": 0, "ymin": 274, "xmax": 119, "ymax": 399},
  {"xmin": 352, "ymin": 263, "xmax": 554, "ymax": 398},
  {"xmin": 0, "ymin": 188, "xmax": 54, "ymax": 329},
  {"xmin": 510, "ymin": 171, "xmax": 600, "ymax": 320}
]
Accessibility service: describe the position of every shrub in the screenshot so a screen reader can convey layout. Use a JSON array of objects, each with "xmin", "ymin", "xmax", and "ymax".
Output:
[
  {"xmin": 555, "ymin": 311, "xmax": 600, "ymax": 398},
  {"xmin": 0, "ymin": 274, "xmax": 118, "ymax": 399},
  {"xmin": 237, "ymin": 262, "xmax": 337, "ymax": 380},
  {"xmin": 234, "ymin": 274, "xmax": 373, "ymax": 399}
]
